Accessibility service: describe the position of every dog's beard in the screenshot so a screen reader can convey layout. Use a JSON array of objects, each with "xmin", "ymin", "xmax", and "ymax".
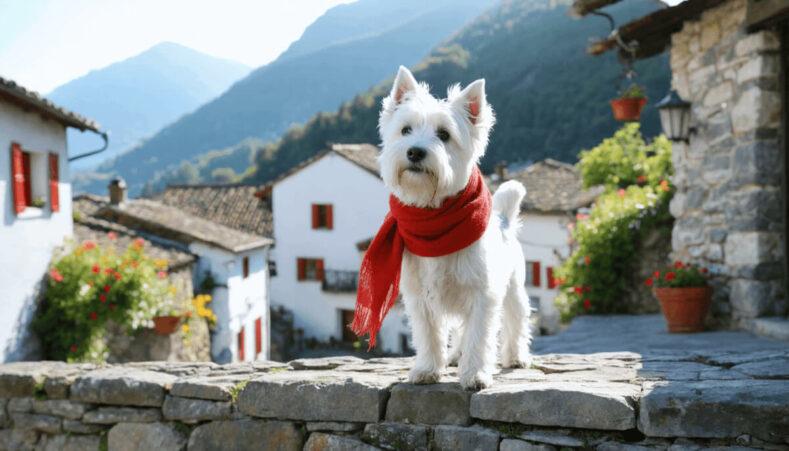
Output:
[{"xmin": 396, "ymin": 164, "xmax": 442, "ymax": 207}]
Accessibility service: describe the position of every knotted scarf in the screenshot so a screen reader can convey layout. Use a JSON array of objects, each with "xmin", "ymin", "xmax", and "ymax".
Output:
[{"xmin": 351, "ymin": 167, "xmax": 491, "ymax": 348}]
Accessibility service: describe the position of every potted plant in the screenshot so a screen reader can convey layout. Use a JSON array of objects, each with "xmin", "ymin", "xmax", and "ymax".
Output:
[
  {"xmin": 611, "ymin": 84, "xmax": 647, "ymax": 122},
  {"xmin": 645, "ymin": 261, "xmax": 710, "ymax": 333},
  {"xmin": 152, "ymin": 309, "xmax": 182, "ymax": 335}
]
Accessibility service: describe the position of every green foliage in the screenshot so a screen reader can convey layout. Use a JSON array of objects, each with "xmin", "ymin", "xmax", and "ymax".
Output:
[
  {"xmin": 210, "ymin": 167, "xmax": 238, "ymax": 183},
  {"xmin": 33, "ymin": 238, "xmax": 173, "ymax": 362},
  {"xmin": 619, "ymin": 83, "xmax": 646, "ymax": 99},
  {"xmin": 554, "ymin": 124, "xmax": 673, "ymax": 321},
  {"xmin": 646, "ymin": 261, "xmax": 708, "ymax": 288}
]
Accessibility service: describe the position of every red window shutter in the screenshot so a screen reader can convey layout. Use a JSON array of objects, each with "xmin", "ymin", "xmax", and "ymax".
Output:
[
  {"xmin": 546, "ymin": 267, "xmax": 555, "ymax": 289},
  {"xmin": 49, "ymin": 153, "xmax": 59, "ymax": 212},
  {"xmin": 237, "ymin": 327, "xmax": 245, "ymax": 361},
  {"xmin": 316, "ymin": 259, "xmax": 325, "ymax": 281},
  {"xmin": 311, "ymin": 204, "xmax": 320, "ymax": 229},
  {"xmin": 10, "ymin": 143, "xmax": 27, "ymax": 214},
  {"xmin": 254, "ymin": 317, "xmax": 262, "ymax": 356},
  {"xmin": 532, "ymin": 262, "xmax": 541, "ymax": 287},
  {"xmin": 326, "ymin": 205, "xmax": 334, "ymax": 230},
  {"xmin": 297, "ymin": 258, "xmax": 306, "ymax": 281}
]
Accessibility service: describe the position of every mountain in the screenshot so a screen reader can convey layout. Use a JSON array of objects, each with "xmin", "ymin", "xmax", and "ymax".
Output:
[
  {"xmin": 50, "ymin": 42, "xmax": 250, "ymax": 170},
  {"xmin": 78, "ymin": 0, "xmax": 496, "ymax": 196},
  {"xmin": 236, "ymin": 0, "xmax": 670, "ymax": 185}
]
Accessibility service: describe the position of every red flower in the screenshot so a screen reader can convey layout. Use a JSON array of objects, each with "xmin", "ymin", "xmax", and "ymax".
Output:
[
  {"xmin": 69, "ymin": 344, "xmax": 78, "ymax": 353},
  {"xmin": 584, "ymin": 255, "xmax": 591, "ymax": 265},
  {"xmin": 583, "ymin": 299, "xmax": 592, "ymax": 310},
  {"xmin": 49, "ymin": 269, "xmax": 63, "ymax": 283},
  {"xmin": 99, "ymin": 294, "xmax": 107, "ymax": 303},
  {"xmin": 92, "ymin": 265, "xmax": 100, "ymax": 274},
  {"xmin": 133, "ymin": 238, "xmax": 145, "ymax": 248},
  {"xmin": 157, "ymin": 271, "xmax": 167, "ymax": 279},
  {"xmin": 617, "ymin": 189, "xmax": 626, "ymax": 198},
  {"xmin": 659, "ymin": 180, "xmax": 671, "ymax": 192},
  {"xmin": 636, "ymin": 175, "xmax": 647, "ymax": 185},
  {"xmin": 645, "ymin": 278, "xmax": 654, "ymax": 287},
  {"xmin": 107, "ymin": 231, "xmax": 118, "ymax": 241},
  {"xmin": 103, "ymin": 284, "xmax": 111, "ymax": 293},
  {"xmin": 674, "ymin": 261, "xmax": 683, "ymax": 269},
  {"xmin": 665, "ymin": 272, "xmax": 676, "ymax": 281},
  {"xmin": 653, "ymin": 271, "xmax": 660, "ymax": 278},
  {"xmin": 89, "ymin": 311, "xmax": 98, "ymax": 321},
  {"xmin": 574, "ymin": 286, "xmax": 584, "ymax": 295},
  {"xmin": 576, "ymin": 213, "xmax": 589, "ymax": 221},
  {"xmin": 104, "ymin": 268, "xmax": 113, "ymax": 275},
  {"xmin": 82, "ymin": 240, "xmax": 96, "ymax": 250},
  {"xmin": 583, "ymin": 286, "xmax": 591, "ymax": 293},
  {"xmin": 114, "ymin": 272, "xmax": 122, "ymax": 281}
]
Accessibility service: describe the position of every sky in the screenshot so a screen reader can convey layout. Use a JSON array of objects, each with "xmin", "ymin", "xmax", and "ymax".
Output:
[{"xmin": 0, "ymin": 0, "xmax": 355, "ymax": 94}]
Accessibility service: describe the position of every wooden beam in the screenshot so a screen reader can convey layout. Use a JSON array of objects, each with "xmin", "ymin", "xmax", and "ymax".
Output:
[
  {"xmin": 746, "ymin": 0, "xmax": 789, "ymax": 31},
  {"xmin": 570, "ymin": 0, "xmax": 623, "ymax": 17}
]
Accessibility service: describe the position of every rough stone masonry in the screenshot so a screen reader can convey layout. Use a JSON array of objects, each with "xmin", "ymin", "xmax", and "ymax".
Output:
[{"xmin": 0, "ymin": 352, "xmax": 787, "ymax": 450}]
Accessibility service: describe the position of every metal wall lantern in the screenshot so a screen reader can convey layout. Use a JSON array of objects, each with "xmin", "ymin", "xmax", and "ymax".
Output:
[{"xmin": 656, "ymin": 90, "xmax": 692, "ymax": 142}]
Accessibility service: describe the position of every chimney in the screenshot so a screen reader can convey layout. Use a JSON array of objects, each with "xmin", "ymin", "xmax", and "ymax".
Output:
[
  {"xmin": 108, "ymin": 177, "xmax": 127, "ymax": 206},
  {"xmin": 495, "ymin": 162, "xmax": 508, "ymax": 181}
]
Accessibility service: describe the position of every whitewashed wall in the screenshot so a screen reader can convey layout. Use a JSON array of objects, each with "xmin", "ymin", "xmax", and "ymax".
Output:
[
  {"xmin": 518, "ymin": 213, "xmax": 573, "ymax": 334},
  {"xmin": 190, "ymin": 242, "xmax": 270, "ymax": 363},
  {"xmin": 0, "ymin": 101, "xmax": 72, "ymax": 362},
  {"xmin": 271, "ymin": 153, "xmax": 411, "ymax": 353}
]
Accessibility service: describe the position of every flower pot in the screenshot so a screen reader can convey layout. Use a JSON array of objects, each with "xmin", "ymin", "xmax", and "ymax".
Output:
[
  {"xmin": 153, "ymin": 315, "xmax": 181, "ymax": 335},
  {"xmin": 610, "ymin": 97, "xmax": 647, "ymax": 122},
  {"xmin": 654, "ymin": 286, "xmax": 711, "ymax": 333}
]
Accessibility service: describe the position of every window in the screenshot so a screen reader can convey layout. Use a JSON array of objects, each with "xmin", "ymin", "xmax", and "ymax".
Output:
[
  {"xmin": 254, "ymin": 317, "xmax": 263, "ymax": 357},
  {"xmin": 526, "ymin": 261, "xmax": 541, "ymax": 287},
  {"xmin": 311, "ymin": 204, "xmax": 333, "ymax": 230},
  {"xmin": 296, "ymin": 258, "xmax": 324, "ymax": 281},
  {"xmin": 10, "ymin": 143, "xmax": 57, "ymax": 214},
  {"xmin": 242, "ymin": 256, "xmax": 250, "ymax": 279},
  {"xmin": 237, "ymin": 327, "xmax": 245, "ymax": 361},
  {"xmin": 340, "ymin": 309, "xmax": 356, "ymax": 342},
  {"xmin": 546, "ymin": 266, "xmax": 557, "ymax": 289}
]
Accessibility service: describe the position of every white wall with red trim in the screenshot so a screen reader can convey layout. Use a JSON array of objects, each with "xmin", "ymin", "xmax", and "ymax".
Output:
[
  {"xmin": 517, "ymin": 212, "xmax": 573, "ymax": 334},
  {"xmin": 270, "ymin": 152, "xmax": 411, "ymax": 353},
  {"xmin": 190, "ymin": 242, "xmax": 270, "ymax": 363},
  {"xmin": 0, "ymin": 100, "xmax": 72, "ymax": 362}
]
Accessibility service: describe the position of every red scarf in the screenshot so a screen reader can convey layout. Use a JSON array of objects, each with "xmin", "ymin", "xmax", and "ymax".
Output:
[{"xmin": 351, "ymin": 167, "xmax": 491, "ymax": 348}]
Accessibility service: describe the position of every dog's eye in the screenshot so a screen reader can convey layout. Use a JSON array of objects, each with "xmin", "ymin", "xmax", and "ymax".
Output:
[
  {"xmin": 437, "ymin": 128, "xmax": 450, "ymax": 142},
  {"xmin": 401, "ymin": 125, "xmax": 412, "ymax": 135}
]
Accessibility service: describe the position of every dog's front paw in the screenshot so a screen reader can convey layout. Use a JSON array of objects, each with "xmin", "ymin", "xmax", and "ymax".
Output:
[
  {"xmin": 459, "ymin": 370, "xmax": 493, "ymax": 391},
  {"xmin": 408, "ymin": 367, "xmax": 442, "ymax": 384}
]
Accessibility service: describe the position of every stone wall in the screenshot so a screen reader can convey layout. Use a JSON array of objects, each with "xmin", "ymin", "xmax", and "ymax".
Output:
[
  {"xmin": 668, "ymin": 0, "xmax": 786, "ymax": 328},
  {"xmin": 0, "ymin": 352, "xmax": 787, "ymax": 450}
]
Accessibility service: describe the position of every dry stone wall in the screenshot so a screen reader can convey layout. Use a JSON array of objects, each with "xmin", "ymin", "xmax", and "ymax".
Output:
[
  {"xmin": 668, "ymin": 0, "xmax": 786, "ymax": 327},
  {"xmin": 0, "ymin": 352, "xmax": 788, "ymax": 450}
]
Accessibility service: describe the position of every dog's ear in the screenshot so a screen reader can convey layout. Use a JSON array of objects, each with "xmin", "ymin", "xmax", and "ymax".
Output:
[
  {"xmin": 453, "ymin": 79, "xmax": 488, "ymax": 125},
  {"xmin": 390, "ymin": 66, "xmax": 419, "ymax": 104}
]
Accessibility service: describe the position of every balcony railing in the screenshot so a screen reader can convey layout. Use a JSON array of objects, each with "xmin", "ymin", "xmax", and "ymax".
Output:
[{"xmin": 322, "ymin": 269, "xmax": 358, "ymax": 293}]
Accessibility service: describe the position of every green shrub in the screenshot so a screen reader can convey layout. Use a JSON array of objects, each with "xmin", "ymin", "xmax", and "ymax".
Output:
[
  {"xmin": 554, "ymin": 124, "xmax": 672, "ymax": 321},
  {"xmin": 33, "ymin": 237, "xmax": 173, "ymax": 362}
]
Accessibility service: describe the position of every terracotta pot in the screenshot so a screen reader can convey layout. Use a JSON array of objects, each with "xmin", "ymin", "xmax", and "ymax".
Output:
[
  {"xmin": 610, "ymin": 97, "xmax": 647, "ymax": 121},
  {"xmin": 153, "ymin": 315, "xmax": 181, "ymax": 335},
  {"xmin": 654, "ymin": 286, "xmax": 711, "ymax": 333}
]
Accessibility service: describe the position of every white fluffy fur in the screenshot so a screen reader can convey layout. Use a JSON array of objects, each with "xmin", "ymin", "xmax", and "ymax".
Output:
[{"xmin": 378, "ymin": 66, "xmax": 532, "ymax": 390}]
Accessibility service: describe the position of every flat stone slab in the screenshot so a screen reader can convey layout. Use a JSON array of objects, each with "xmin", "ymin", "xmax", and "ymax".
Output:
[
  {"xmin": 188, "ymin": 419, "xmax": 303, "ymax": 451},
  {"xmin": 70, "ymin": 367, "xmax": 177, "ymax": 406},
  {"xmin": 237, "ymin": 370, "xmax": 399, "ymax": 422},
  {"xmin": 82, "ymin": 407, "xmax": 161, "ymax": 424},
  {"xmin": 108, "ymin": 422, "xmax": 187, "ymax": 451},
  {"xmin": 386, "ymin": 382, "xmax": 471, "ymax": 425},
  {"xmin": 432, "ymin": 425, "xmax": 500, "ymax": 451},
  {"xmin": 170, "ymin": 374, "xmax": 250, "ymax": 401},
  {"xmin": 305, "ymin": 432, "xmax": 378, "ymax": 451},
  {"xmin": 162, "ymin": 395, "xmax": 232, "ymax": 422},
  {"xmin": 639, "ymin": 379, "xmax": 789, "ymax": 442},
  {"xmin": 470, "ymin": 381, "xmax": 639, "ymax": 430}
]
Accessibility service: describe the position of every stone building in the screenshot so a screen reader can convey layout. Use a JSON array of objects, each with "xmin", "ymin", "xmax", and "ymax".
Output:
[{"xmin": 573, "ymin": 0, "xmax": 789, "ymax": 337}]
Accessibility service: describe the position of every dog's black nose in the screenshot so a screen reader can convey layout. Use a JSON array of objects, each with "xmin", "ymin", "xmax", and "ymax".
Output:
[{"xmin": 407, "ymin": 147, "xmax": 427, "ymax": 163}]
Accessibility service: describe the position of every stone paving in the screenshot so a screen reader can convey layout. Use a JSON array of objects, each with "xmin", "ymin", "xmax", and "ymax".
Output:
[{"xmin": 0, "ymin": 344, "xmax": 787, "ymax": 450}]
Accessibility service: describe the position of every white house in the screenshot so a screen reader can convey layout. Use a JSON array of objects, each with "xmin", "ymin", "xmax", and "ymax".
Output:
[
  {"xmin": 0, "ymin": 77, "xmax": 103, "ymax": 362},
  {"xmin": 269, "ymin": 144, "xmax": 411, "ymax": 354},
  {"xmin": 77, "ymin": 179, "xmax": 274, "ymax": 363},
  {"xmin": 490, "ymin": 159, "xmax": 601, "ymax": 334}
]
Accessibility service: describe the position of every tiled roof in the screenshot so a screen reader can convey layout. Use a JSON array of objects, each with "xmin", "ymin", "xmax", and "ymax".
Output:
[
  {"xmin": 73, "ymin": 195, "xmax": 196, "ymax": 269},
  {"xmin": 153, "ymin": 184, "xmax": 272, "ymax": 237},
  {"xmin": 0, "ymin": 76, "xmax": 100, "ymax": 132},
  {"xmin": 330, "ymin": 143, "xmax": 380, "ymax": 176},
  {"xmin": 488, "ymin": 159, "xmax": 603, "ymax": 214},
  {"xmin": 74, "ymin": 194, "xmax": 272, "ymax": 254}
]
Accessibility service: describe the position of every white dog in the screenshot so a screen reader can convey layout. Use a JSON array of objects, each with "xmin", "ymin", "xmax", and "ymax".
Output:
[{"xmin": 378, "ymin": 66, "xmax": 532, "ymax": 390}]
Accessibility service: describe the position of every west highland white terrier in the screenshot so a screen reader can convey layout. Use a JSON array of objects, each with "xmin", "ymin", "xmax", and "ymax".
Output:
[{"xmin": 378, "ymin": 66, "xmax": 532, "ymax": 390}]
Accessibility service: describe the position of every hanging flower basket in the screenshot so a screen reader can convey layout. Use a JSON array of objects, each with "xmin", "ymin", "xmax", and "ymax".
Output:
[
  {"xmin": 610, "ymin": 97, "xmax": 647, "ymax": 122},
  {"xmin": 153, "ymin": 315, "xmax": 181, "ymax": 335},
  {"xmin": 646, "ymin": 262, "xmax": 711, "ymax": 333}
]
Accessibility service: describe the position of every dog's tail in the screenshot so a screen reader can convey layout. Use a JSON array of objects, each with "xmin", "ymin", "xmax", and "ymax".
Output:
[{"xmin": 492, "ymin": 180, "xmax": 526, "ymax": 234}]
